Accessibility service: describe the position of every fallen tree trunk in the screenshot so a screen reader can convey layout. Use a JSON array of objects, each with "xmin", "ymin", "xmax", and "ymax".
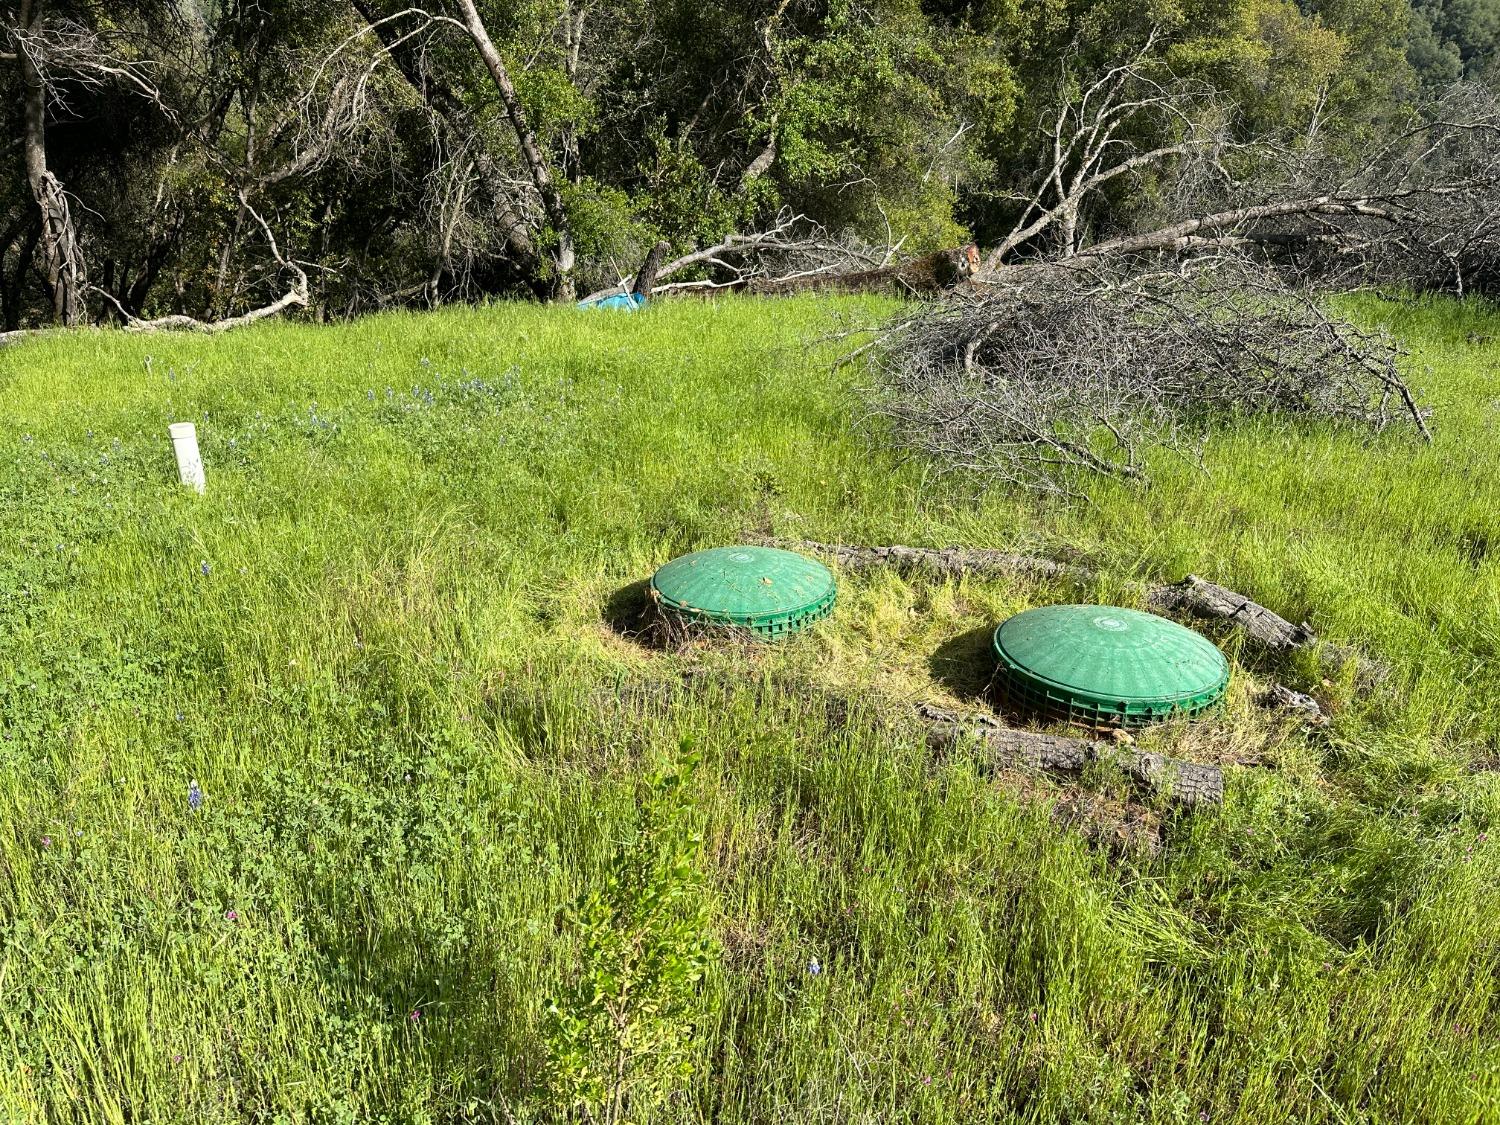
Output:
[
  {"xmin": 748, "ymin": 245, "xmax": 982, "ymax": 296},
  {"xmin": 778, "ymin": 539, "xmax": 1389, "ymax": 682},
  {"xmin": 576, "ymin": 213, "xmax": 829, "ymax": 305},
  {"xmin": 772, "ymin": 539, "xmax": 1092, "ymax": 583},
  {"xmin": 1146, "ymin": 574, "xmax": 1384, "ymax": 682},
  {"xmin": 576, "ymin": 229, "xmax": 975, "ymax": 306},
  {"xmin": 921, "ymin": 704, "xmax": 1224, "ymax": 808}
]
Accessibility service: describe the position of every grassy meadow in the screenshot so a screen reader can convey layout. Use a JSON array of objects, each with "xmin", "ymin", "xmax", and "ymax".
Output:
[{"xmin": 0, "ymin": 294, "xmax": 1497, "ymax": 1122}]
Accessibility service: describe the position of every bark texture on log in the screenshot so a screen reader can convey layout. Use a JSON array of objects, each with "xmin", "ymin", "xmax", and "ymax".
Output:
[
  {"xmin": 1146, "ymin": 575, "xmax": 1385, "ymax": 683},
  {"xmin": 772, "ymin": 539, "xmax": 1091, "ymax": 584},
  {"xmin": 921, "ymin": 705, "xmax": 1224, "ymax": 808},
  {"xmin": 780, "ymin": 540, "xmax": 1390, "ymax": 682}
]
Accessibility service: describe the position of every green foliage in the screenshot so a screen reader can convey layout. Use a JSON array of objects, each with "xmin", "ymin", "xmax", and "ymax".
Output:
[
  {"xmin": 638, "ymin": 135, "xmax": 755, "ymax": 250},
  {"xmin": 1306, "ymin": 0, "xmax": 1417, "ymax": 121},
  {"xmin": 560, "ymin": 178, "xmax": 658, "ymax": 289},
  {"xmin": 771, "ymin": 0, "xmax": 1019, "ymax": 247},
  {"xmin": 1171, "ymin": 0, "xmax": 1349, "ymax": 132},
  {"xmin": 1408, "ymin": 0, "xmax": 1500, "ymax": 83},
  {"xmin": 1, "ymin": 0, "xmax": 1464, "ymax": 322},
  {"xmin": 518, "ymin": 63, "xmax": 601, "ymax": 142},
  {"xmin": 542, "ymin": 743, "xmax": 717, "ymax": 1123}
]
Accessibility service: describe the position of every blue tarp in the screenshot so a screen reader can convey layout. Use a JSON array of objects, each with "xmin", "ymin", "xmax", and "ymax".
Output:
[{"xmin": 577, "ymin": 292, "xmax": 647, "ymax": 311}]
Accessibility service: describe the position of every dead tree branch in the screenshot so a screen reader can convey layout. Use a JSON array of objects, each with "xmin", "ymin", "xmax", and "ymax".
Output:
[
  {"xmin": 970, "ymin": 26, "xmax": 1500, "ymax": 299},
  {"xmin": 979, "ymin": 38, "xmax": 1500, "ymax": 294},
  {"xmin": 97, "ymin": 197, "xmax": 306, "ymax": 334},
  {"xmin": 330, "ymin": 4, "xmax": 575, "ymax": 298},
  {"xmin": 985, "ymin": 33, "xmax": 1227, "ymax": 269},
  {"xmin": 576, "ymin": 211, "xmax": 860, "ymax": 304}
]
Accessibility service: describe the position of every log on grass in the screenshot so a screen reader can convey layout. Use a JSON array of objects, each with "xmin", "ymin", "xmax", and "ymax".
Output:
[
  {"xmin": 1146, "ymin": 574, "xmax": 1386, "ymax": 683},
  {"xmin": 921, "ymin": 705, "xmax": 1224, "ymax": 808},
  {"xmin": 771, "ymin": 539, "xmax": 1092, "ymax": 584},
  {"xmin": 779, "ymin": 539, "xmax": 1389, "ymax": 682}
]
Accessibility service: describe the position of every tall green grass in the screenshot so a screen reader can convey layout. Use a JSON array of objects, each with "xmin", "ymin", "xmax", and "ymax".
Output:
[{"xmin": 0, "ymin": 295, "xmax": 1495, "ymax": 1122}]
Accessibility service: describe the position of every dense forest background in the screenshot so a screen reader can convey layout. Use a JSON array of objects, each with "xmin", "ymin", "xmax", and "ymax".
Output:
[{"xmin": 1, "ymin": 0, "xmax": 1497, "ymax": 327}]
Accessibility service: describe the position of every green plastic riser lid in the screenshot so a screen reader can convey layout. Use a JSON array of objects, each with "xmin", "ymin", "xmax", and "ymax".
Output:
[
  {"xmin": 992, "ymin": 604, "xmax": 1229, "ymax": 727},
  {"xmin": 650, "ymin": 545, "xmax": 836, "ymax": 639}
]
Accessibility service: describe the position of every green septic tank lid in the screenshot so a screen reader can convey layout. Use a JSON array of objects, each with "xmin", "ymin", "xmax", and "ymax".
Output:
[
  {"xmin": 650, "ymin": 546, "xmax": 836, "ymax": 639},
  {"xmin": 992, "ymin": 605, "xmax": 1229, "ymax": 727}
]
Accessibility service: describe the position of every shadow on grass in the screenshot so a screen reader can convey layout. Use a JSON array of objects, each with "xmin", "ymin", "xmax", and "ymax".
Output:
[
  {"xmin": 928, "ymin": 624, "xmax": 999, "ymax": 704},
  {"xmin": 602, "ymin": 578, "xmax": 659, "ymax": 647},
  {"xmin": 601, "ymin": 579, "xmax": 770, "ymax": 656}
]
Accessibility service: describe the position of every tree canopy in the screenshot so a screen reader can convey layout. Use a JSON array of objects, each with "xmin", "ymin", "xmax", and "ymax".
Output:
[{"xmin": 1, "ymin": 0, "xmax": 1495, "ymax": 327}]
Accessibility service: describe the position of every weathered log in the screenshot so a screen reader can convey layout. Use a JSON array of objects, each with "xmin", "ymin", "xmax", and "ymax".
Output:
[
  {"xmin": 920, "ymin": 704, "xmax": 1224, "ymax": 808},
  {"xmin": 778, "ymin": 540, "xmax": 1390, "ymax": 682},
  {"xmin": 771, "ymin": 539, "xmax": 1091, "ymax": 584},
  {"xmin": 750, "ymin": 245, "xmax": 982, "ymax": 297},
  {"xmin": 1147, "ymin": 575, "xmax": 1386, "ymax": 683}
]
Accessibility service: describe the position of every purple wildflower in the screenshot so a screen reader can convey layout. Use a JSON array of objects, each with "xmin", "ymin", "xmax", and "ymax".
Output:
[
  {"xmin": 40, "ymin": 835, "xmax": 51, "ymax": 848},
  {"xmin": 188, "ymin": 780, "xmax": 203, "ymax": 812},
  {"xmin": 225, "ymin": 909, "xmax": 238, "ymax": 922}
]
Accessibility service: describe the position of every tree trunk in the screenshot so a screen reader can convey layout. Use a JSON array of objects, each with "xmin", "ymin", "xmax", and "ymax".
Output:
[
  {"xmin": 17, "ymin": 0, "xmax": 85, "ymax": 325},
  {"xmin": 1, "ymin": 219, "xmax": 40, "ymax": 330},
  {"xmin": 349, "ymin": 0, "xmax": 538, "ymax": 274},
  {"xmin": 454, "ymin": 0, "xmax": 576, "ymax": 301},
  {"xmin": 631, "ymin": 239, "xmax": 670, "ymax": 298}
]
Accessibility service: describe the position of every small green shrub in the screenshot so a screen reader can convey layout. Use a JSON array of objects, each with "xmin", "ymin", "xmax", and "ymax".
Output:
[{"xmin": 541, "ymin": 743, "xmax": 717, "ymax": 1124}]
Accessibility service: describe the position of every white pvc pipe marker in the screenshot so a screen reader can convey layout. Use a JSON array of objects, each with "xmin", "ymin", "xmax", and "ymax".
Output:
[{"xmin": 169, "ymin": 422, "xmax": 206, "ymax": 493}]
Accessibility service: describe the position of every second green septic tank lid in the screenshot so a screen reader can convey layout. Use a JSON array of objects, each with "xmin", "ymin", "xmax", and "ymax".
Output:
[
  {"xmin": 992, "ymin": 605, "xmax": 1229, "ymax": 726},
  {"xmin": 650, "ymin": 546, "xmax": 836, "ymax": 638}
]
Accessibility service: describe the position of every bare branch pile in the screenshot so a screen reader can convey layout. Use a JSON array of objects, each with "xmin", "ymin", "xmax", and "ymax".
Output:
[
  {"xmin": 865, "ymin": 258, "xmax": 1428, "ymax": 496},
  {"xmin": 1334, "ymin": 82, "xmax": 1500, "ymax": 295}
]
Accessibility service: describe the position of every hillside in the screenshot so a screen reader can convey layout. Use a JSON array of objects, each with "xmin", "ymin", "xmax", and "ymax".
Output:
[{"xmin": 0, "ymin": 296, "xmax": 1497, "ymax": 1122}]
